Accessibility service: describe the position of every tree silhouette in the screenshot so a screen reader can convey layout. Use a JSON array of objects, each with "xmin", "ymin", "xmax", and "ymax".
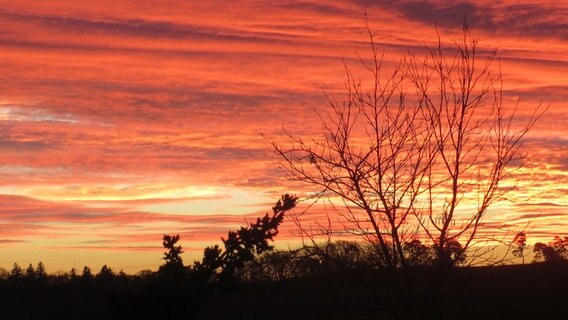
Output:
[
  {"xmin": 512, "ymin": 232, "xmax": 528, "ymax": 264},
  {"xmin": 403, "ymin": 239, "xmax": 434, "ymax": 267},
  {"xmin": 534, "ymin": 236, "xmax": 568, "ymax": 262},
  {"xmin": 162, "ymin": 234, "xmax": 184, "ymax": 265},
  {"xmin": 534, "ymin": 242, "xmax": 560, "ymax": 262},
  {"xmin": 550, "ymin": 236, "xmax": 568, "ymax": 259},
  {"xmin": 435, "ymin": 239, "xmax": 466, "ymax": 267},
  {"xmin": 81, "ymin": 265, "xmax": 92, "ymax": 279},
  {"xmin": 10, "ymin": 263, "xmax": 23, "ymax": 279},
  {"xmin": 108, "ymin": 194, "xmax": 298, "ymax": 320},
  {"xmin": 159, "ymin": 234, "xmax": 186, "ymax": 277},
  {"xmin": 194, "ymin": 194, "xmax": 297, "ymax": 284},
  {"xmin": 269, "ymin": 21, "xmax": 543, "ymax": 320},
  {"xmin": 240, "ymin": 250, "xmax": 302, "ymax": 281},
  {"xmin": 36, "ymin": 261, "xmax": 47, "ymax": 279},
  {"xmin": 97, "ymin": 264, "xmax": 114, "ymax": 280},
  {"xmin": 25, "ymin": 263, "xmax": 36, "ymax": 279}
]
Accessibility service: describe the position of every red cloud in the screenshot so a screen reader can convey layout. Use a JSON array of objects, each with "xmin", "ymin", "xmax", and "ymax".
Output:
[{"xmin": 0, "ymin": 0, "xmax": 565, "ymax": 270}]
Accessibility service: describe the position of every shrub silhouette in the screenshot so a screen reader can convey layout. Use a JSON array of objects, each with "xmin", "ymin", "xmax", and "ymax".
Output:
[
  {"xmin": 534, "ymin": 236, "xmax": 568, "ymax": 262},
  {"xmin": 108, "ymin": 194, "xmax": 297, "ymax": 319},
  {"xmin": 158, "ymin": 234, "xmax": 186, "ymax": 278},
  {"xmin": 192, "ymin": 194, "xmax": 297, "ymax": 285}
]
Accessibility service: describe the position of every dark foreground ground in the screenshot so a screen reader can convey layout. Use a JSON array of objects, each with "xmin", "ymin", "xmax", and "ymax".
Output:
[
  {"xmin": 202, "ymin": 263, "xmax": 568, "ymax": 320},
  {"xmin": 0, "ymin": 263, "xmax": 566, "ymax": 319}
]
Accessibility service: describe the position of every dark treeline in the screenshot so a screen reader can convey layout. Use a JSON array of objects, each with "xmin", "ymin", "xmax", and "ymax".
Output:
[
  {"xmin": 0, "ymin": 195, "xmax": 566, "ymax": 319},
  {"xmin": 1, "ymin": 241, "xmax": 566, "ymax": 319},
  {"xmin": 0, "ymin": 194, "xmax": 297, "ymax": 320}
]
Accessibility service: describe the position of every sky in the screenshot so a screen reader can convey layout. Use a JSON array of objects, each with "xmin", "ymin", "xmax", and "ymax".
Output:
[{"xmin": 0, "ymin": 0, "xmax": 566, "ymax": 273}]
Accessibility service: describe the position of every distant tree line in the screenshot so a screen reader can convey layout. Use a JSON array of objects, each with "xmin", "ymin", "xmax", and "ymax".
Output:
[
  {"xmin": 2, "ymin": 232, "xmax": 564, "ymax": 284},
  {"xmin": 533, "ymin": 236, "xmax": 568, "ymax": 262},
  {"xmin": 238, "ymin": 238, "xmax": 466, "ymax": 282},
  {"xmin": 111, "ymin": 194, "xmax": 298, "ymax": 319},
  {"xmin": 0, "ymin": 195, "xmax": 297, "ymax": 319},
  {"xmin": 1, "ymin": 262, "xmax": 124, "ymax": 281},
  {"xmin": 510, "ymin": 232, "xmax": 568, "ymax": 264},
  {"xmin": 0, "ymin": 195, "xmax": 564, "ymax": 320}
]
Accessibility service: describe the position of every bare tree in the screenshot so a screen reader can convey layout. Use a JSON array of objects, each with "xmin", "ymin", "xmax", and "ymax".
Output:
[{"xmin": 269, "ymin": 23, "xmax": 544, "ymax": 320}]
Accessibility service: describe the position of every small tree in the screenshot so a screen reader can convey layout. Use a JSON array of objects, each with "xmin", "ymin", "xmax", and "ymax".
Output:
[
  {"xmin": 512, "ymin": 232, "xmax": 527, "ymax": 264},
  {"xmin": 123, "ymin": 195, "xmax": 297, "ymax": 320},
  {"xmin": 436, "ymin": 239, "xmax": 466, "ymax": 266},
  {"xmin": 550, "ymin": 236, "xmax": 568, "ymax": 259},
  {"xmin": 193, "ymin": 194, "xmax": 297, "ymax": 284},
  {"xmin": 0, "ymin": 268, "xmax": 9, "ymax": 279},
  {"xmin": 159, "ymin": 234, "xmax": 186, "ymax": 277},
  {"xmin": 533, "ymin": 242, "xmax": 560, "ymax": 262},
  {"xmin": 25, "ymin": 263, "xmax": 36, "ymax": 279},
  {"xmin": 81, "ymin": 265, "xmax": 92, "ymax": 279},
  {"xmin": 534, "ymin": 236, "xmax": 568, "ymax": 262},
  {"xmin": 36, "ymin": 261, "xmax": 47, "ymax": 279},
  {"xmin": 403, "ymin": 239, "xmax": 434, "ymax": 267},
  {"xmin": 162, "ymin": 234, "xmax": 184, "ymax": 265},
  {"xmin": 97, "ymin": 264, "xmax": 115, "ymax": 280},
  {"xmin": 10, "ymin": 263, "xmax": 23, "ymax": 279}
]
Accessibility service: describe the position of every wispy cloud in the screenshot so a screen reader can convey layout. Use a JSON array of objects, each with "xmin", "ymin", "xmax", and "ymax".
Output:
[{"xmin": 0, "ymin": 0, "xmax": 565, "ymax": 271}]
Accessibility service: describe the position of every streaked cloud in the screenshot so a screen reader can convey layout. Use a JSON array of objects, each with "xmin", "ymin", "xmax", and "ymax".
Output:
[{"xmin": 0, "ymin": 0, "xmax": 565, "ymax": 272}]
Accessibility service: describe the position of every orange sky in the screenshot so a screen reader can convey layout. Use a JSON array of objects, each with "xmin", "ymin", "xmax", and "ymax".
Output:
[{"xmin": 0, "ymin": 0, "xmax": 566, "ymax": 273}]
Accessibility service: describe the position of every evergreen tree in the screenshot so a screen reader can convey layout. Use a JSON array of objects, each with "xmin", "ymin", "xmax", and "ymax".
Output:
[
  {"xmin": 25, "ymin": 263, "xmax": 36, "ymax": 279},
  {"xmin": 97, "ymin": 264, "xmax": 114, "ymax": 280},
  {"xmin": 195, "ymin": 194, "xmax": 297, "ymax": 283},
  {"xmin": 10, "ymin": 263, "xmax": 23, "ymax": 279},
  {"xmin": 159, "ymin": 234, "xmax": 186, "ymax": 277},
  {"xmin": 82, "ymin": 265, "xmax": 92, "ymax": 279},
  {"xmin": 36, "ymin": 261, "xmax": 47, "ymax": 278}
]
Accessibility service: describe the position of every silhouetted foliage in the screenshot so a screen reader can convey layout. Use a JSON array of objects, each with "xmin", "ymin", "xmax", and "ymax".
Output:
[
  {"xmin": 97, "ymin": 265, "xmax": 115, "ymax": 281},
  {"xmin": 26, "ymin": 263, "xmax": 36, "ymax": 279},
  {"xmin": 82, "ymin": 265, "xmax": 93, "ymax": 279},
  {"xmin": 239, "ymin": 250, "xmax": 302, "ymax": 281},
  {"xmin": 512, "ymin": 232, "xmax": 528, "ymax": 264},
  {"xmin": 0, "ymin": 268, "xmax": 9, "ymax": 279},
  {"xmin": 10, "ymin": 263, "xmax": 23, "ymax": 279},
  {"xmin": 36, "ymin": 261, "xmax": 47, "ymax": 279},
  {"xmin": 162, "ymin": 234, "xmax": 184, "ymax": 265},
  {"xmin": 194, "ymin": 194, "xmax": 297, "ymax": 283},
  {"xmin": 158, "ymin": 234, "xmax": 186, "ymax": 278},
  {"xmin": 241, "ymin": 239, "xmax": 468, "ymax": 282},
  {"xmin": 108, "ymin": 194, "xmax": 297, "ymax": 320},
  {"xmin": 435, "ymin": 238, "xmax": 467, "ymax": 267},
  {"xmin": 403, "ymin": 239, "xmax": 434, "ymax": 267},
  {"xmin": 0, "ymin": 215, "xmax": 562, "ymax": 320},
  {"xmin": 0, "ymin": 260, "xmax": 566, "ymax": 320},
  {"xmin": 534, "ymin": 236, "xmax": 568, "ymax": 263},
  {"xmin": 23, "ymin": 261, "xmax": 47, "ymax": 281}
]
